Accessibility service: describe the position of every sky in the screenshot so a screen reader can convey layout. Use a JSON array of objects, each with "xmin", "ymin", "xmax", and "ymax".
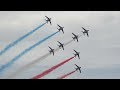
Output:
[{"xmin": 0, "ymin": 11, "xmax": 120, "ymax": 79}]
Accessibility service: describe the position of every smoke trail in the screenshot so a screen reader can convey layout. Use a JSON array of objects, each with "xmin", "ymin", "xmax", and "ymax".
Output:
[
  {"xmin": 0, "ymin": 31, "xmax": 59, "ymax": 73},
  {"xmin": 32, "ymin": 56, "xmax": 75, "ymax": 79},
  {"xmin": 64, "ymin": 39, "xmax": 74, "ymax": 46},
  {"xmin": 7, "ymin": 47, "xmax": 60, "ymax": 78},
  {"xmin": 7, "ymin": 53, "xmax": 50, "ymax": 78},
  {"xmin": 7, "ymin": 37, "xmax": 79, "ymax": 78},
  {"xmin": 0, "ymin": 22, "xmax": 47, "ymax": 56},
  {"xmin": 57, "ymin": 70, "xmax": 76, "ymax": 79}
]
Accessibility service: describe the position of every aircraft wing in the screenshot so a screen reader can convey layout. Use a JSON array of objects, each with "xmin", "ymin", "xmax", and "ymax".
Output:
[
  {"xmin": 57, "ymin": 24, "xmax": 61, "ymax": 27},
  {"xmin": 53, "ymin": 51, "xmax": 54, "ymax": 56},
  {"xmin": 48, "ymin": 46, "xmax": 52, "ymax": 50},
  {"xmin": 57, "ymin": 41, "xmax": 61, "ymax": 44},
  {"xmin": 75, "ymin": 64, "xmax": 79, "ymax": 68},
  {"xmin": 82, "ymin": 27, "xmax": 86, "ymax": 31},
  {"xmin": 76, "ymin": 38, "xmax": 78, "ymax": 42},
  {"xmin": 87, "ymin": 32, "xmax": 89, "ymax": 37},
  {"xmin": 49, "ymin": 21, "xmax": 52, "ymax": 25},
  {"xmin": 62, "ymin": 30, "xmax": 64, "ymax": 34},
  {"xmin": 62, "ymin": 46, "xmax": 64, "ymax": 50},
  {"xmin": 45, "ymin": 16, "xmax": 49, "ymax": 19},
  {"xmin": 78, "ymin": 54, "xmax": 80, "ymax": 59},
  {"xmin": 74, "ymin": 50, "xmax": 78, "ymax": 53},
  {"xmin": 78, "ymin": 69, "xmax": 81, "ymax": 73},
  {"xmin": 72, "ymin": 33, "xmax": 76, "ymax": 36}
]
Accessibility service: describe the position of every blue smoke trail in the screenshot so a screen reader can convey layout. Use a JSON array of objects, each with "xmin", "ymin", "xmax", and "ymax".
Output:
[
  {"xmin": 0, "ymin": 31, "xmax": 59, "ymax": 73},
  {"xmin": 0, "ymin": 22, "xmax": 47, "ymax": 56}
]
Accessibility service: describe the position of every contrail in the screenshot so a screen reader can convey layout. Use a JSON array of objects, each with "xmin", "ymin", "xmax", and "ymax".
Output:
[
  {"xmin": 0, "ymin": 22, "xmax": 47, "ymax": 56},
  {"xmin": 7, "ymin": 39, "xmax": 74, "ymax": 78},
  {"xmin": 32, "ymin": 56, "xmax": 75, "ymax": 79},
  {"xmin": 57, "ymin": 70, "xmax": 76, "ymax": 79},
  {"xmin": 7, "ymin": 35, "xmax": 82, "ymax": 78},
  {"xmin": 0, "ymin": 31, "xmax": 59, "ymax": 74},
  {"xmin": 7, "ymin": 47, "xmax": 60, "ymax": 79}
]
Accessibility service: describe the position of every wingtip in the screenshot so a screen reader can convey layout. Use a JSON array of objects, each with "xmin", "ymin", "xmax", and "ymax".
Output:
[{"xmin": 73, "ymin": 49, "xmax": 76, "ymax": 51}]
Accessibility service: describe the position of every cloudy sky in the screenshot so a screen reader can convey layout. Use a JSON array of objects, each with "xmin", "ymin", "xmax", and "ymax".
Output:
[{"xmin": 0, "ymin": 11, "xmax": 120, "ymax": 79}]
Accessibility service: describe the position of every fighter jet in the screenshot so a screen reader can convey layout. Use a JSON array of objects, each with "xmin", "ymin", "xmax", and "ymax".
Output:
[
  {"xmin": 75, "ymin": 64, "xmax": 81, "ymax": 73},
  {"xmin": 73, "ymin": 50, "xmax": 80, "ymax": 59},
  {"xmin": 57, "ymin": 24, "xmax": 64, "ymax": 34},
  {"xmin": 72, "ymin": 33, "xmax": 79, "ymax": 42},
  {"xmin": 45, "ymin": 16, "xmax": 52, "ymax": 25},
  {"xmin": 48, "ymin": 46, "xmax": 54, "ymax": 56},
  {"xmin": 81, "ymin": 27, "xmax": 89, "ymax": 37},
  {"xmin": 57, "ymin": 41, "xmax": 64, "ymax": 50}
]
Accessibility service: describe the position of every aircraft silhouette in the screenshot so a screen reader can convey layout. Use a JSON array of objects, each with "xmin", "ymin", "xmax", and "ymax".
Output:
[
  {"xmin": 57, "ymin": 41, "xmax": 64, "ymax": 50},
  {"xmin": 72, "ymin": 33, "xmax": 79, "ymax": 42},
  {"xmin": 73, "ymin": 50, "xmax": 80, "ymax": 59},
  {"xmin": 45, "ymin": 16, "xmax": 52, "ymax": 25},
  {"xmin": 57, "ymin": 24, "xmax": 64, "ymax": 34},
  {"xmin": 48, "ymin": 46, "xmax": 54, "ymax": 56},
  {"xmin": 75, "ymin": 64, "xmax": 81, "ymax": 73},
  {"xmin": 82, "ymin": 27, "xmax": 89, "ymax": 37}
]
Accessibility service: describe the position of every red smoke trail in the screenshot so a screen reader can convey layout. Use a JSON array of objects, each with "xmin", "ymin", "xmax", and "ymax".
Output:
[
  {"xmin": 57, "ymin": 70, "xmax": 76, "ymax": 79},
  {"xmin": 32, "ymin": 56, "xmax": 75, "ymax": 79}
]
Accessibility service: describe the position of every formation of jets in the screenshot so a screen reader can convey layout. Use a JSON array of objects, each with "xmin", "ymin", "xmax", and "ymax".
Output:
[
  {"xmin": 45, "ymin": 16, "xmax": 90, "ymax": 75},
  {"xmin": 45, "ymin": 16, "xmax": 90, "ymax": 37}
]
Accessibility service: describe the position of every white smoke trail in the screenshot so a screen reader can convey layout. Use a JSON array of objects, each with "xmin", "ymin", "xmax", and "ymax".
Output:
[{"xmin": 7, "ymin": 34, "xmax": 82, "ymax": 79}]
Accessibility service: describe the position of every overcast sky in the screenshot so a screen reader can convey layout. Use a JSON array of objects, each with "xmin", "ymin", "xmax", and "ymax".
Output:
[{"xmin": 0, "ymin": 11, "xmax": 120, "ymax": 79}]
